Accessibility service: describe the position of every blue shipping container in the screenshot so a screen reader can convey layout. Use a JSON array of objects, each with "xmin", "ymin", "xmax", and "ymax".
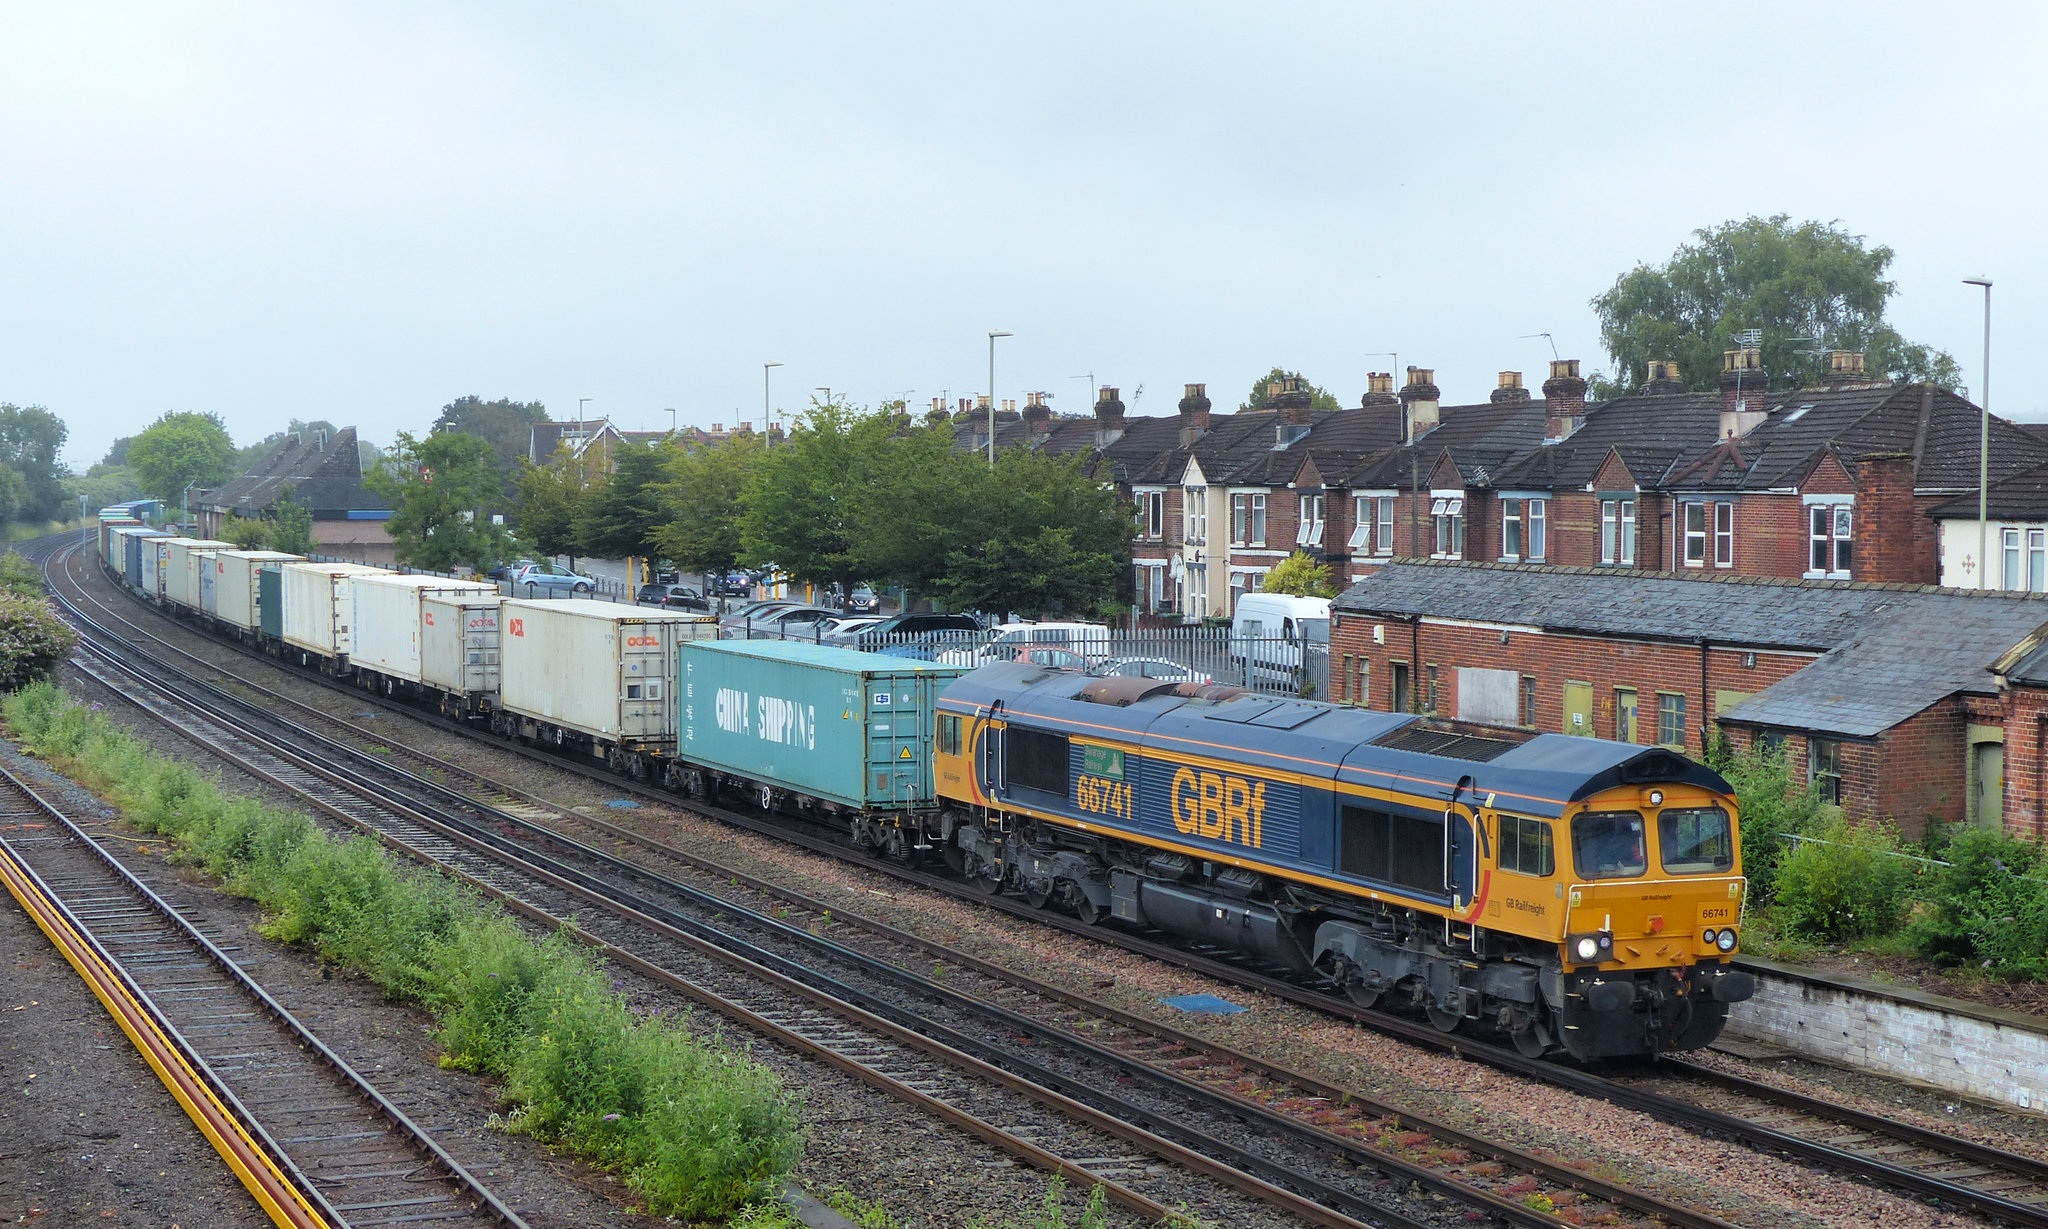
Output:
[{"xmin": 677, "ymin": 640, "xmax": 966, "ymax": 811}]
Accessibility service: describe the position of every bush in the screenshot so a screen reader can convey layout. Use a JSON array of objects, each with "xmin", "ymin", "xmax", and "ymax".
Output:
[
  {"xmin": 1773, "ymin": 817, "xmax": 1919, "ymax": 942},
  {"xmin": 2, "ymin": 683, "xmax": 804, "ymax": 1217},
  {"xmin": 1716, "ymin": 741, "xmax": 1830, "ymax": 901},
  {"xmin": 0, "ymin": 594, "xmax": 76, "ymax": 690},
  {"xmin": 1910, "ymin": 825, "xmax": 2048, "ymax": 977},
  {"xmin": 0, "ymin": 550, "xmax": 44, "ymax": 597}
]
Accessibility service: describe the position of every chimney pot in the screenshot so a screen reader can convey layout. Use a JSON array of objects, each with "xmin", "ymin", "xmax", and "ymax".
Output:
[
  {"xmin": 1362, "ymin": 372, "xmax": 1399, "ymax": 407},
  {"xmin": 1093, "ymin": 385, "xmax": 1127, "ymax": 447},
  {"xmin": 1177, "ymin": 381, "xmax": 1213, "ymax": 444},
  {"xmin": 1398, "ymin": 366, "xmax": 1441, "ymax": 444},
  {"xmin": 1491, "ymin": 370, "xmax": 1531, "ymax": 405},
  {"xmin": 1643, "ymin": 359, "xmax": 1686, "ymax": 396}
]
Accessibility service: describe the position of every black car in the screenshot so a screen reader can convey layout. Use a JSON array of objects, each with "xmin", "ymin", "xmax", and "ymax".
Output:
[
  {"xmin": 635, "ymin": 583, "xmax": 710, "ymax": 611},
  {"xmin": 834, "ymin": 611, "xmax": 981, "ymax": 649}
]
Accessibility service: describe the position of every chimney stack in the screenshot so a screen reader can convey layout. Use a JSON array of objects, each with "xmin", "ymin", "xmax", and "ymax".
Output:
[
  {"xmin": 1718, "ymin": 349, "xmax": 1768, "ymax": 439},
  {"xmin": 924, "ymin": 407, "xmax": 950, "ymax": 427},
  {"xmin": 1177, "ymin": 382, "xmax": 1212, "ymax": 446},
  {"xmin": 1491, "ymin": 371, "xmax": 1531, "ymax": 405},
  {"xmin": 1643, "ymin": 359, "xmax": 1686, "ymax": 396},
  {"xmin": 1093, "ymin": 385, "xmax": 1127, "ymax": 447},
  {"xmin": 1021, "ymin": 391, "xmax": 1051, "ymax": 436},
  {"xmin": 1854, "ymin": 451, "xmax": 1916, "ymax": 583},
  {"xmin": 1542, "ymin": 359, "xmax": 1588, "ymax": 441},
  {"xmin": 1399, "ymin": 367, "xmax": 1441, "ymax": 445},
  {"xmin": 1823, "ymin": 350, "xmax": 1882, "ymax": 390},
  {"xmin": 1271, "ymin": 374, "xmax": 1314, "ymax": 425},
  {"xmin": 1360, "ymin": 372, "xmax": 1399, "ymax": 408}
]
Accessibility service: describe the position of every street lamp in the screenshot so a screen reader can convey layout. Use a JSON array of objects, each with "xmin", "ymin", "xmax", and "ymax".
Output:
[
  {"xmin": 665, "ymin": 407, "xmax": 677, "ymax": 436},
  {"xmin": 763, "ymin": 362, "xmax": 783, "ymax": 443},
  {"xmin": 1965, "ymin": 277, "xmax": 1992, "ymax": 589},
  {"xmin": 182, "ymin": 483, "xmax": 197, "ymax": 532},
  {"xmin": 988, "ymin": 331, "xmax": 1012, "ymax": 464},
  {"xmin": 815, "ymin": 386, "xmax": 831, "ymax": 405}
]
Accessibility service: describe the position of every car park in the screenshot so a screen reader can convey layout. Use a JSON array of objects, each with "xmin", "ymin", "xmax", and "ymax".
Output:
[
  {"xmin": 834, "ymin": 611, "xmax": 982, "ymax": 650},
  {"xmin": 1093, "ymin": 656, "xmax": 1211, "ymax": 684},
  {"xmin": 936, "ymin": 620, "xmax": 1109, "ymax": 667},
  {"xmin": 818, "ymin": 615, "xmax": 885, "ymax": 639},
  {"xmin": 511, "ymin": 563, "xmax": 596, "ymax": 597},
  {"xmin": 636, "ymin": 582, "xmax": 710, "ymax": 611},
  {"xmin": 719, "ymin": 604, "xmax": 841, "ymax": 639}
]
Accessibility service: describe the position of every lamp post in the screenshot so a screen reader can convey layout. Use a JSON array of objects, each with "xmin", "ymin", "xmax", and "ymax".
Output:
[
  {"xmin": 182, "ymin": 483, "xmax": 196, "ymax": 532},
  {"xmin": 665, "ymin": 407, "xmax": 677, "ymax": 436},
  {"xmin": 987, "ymin": 331, "xmax": 1012, "ymax": 464},
  {"xmin": 1965, "ymin": 277, "xmax": 1992, "ymax": 588},
  {"xmin": 763, "ymin": 362, "xmax": 783, "ymax": 443},
  {"xmin": 815, "ymin": 386, "xmax": 831, "ymax": 405}
]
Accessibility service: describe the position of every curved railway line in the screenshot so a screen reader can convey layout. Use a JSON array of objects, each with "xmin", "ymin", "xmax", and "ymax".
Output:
[
  {"xmin": 0, "ymin": 755, "xmax": 522, "ymax": 1229},
  {"xmin": 36, "ymin": 534, "xmax": 2048, "ymax": 1226}
]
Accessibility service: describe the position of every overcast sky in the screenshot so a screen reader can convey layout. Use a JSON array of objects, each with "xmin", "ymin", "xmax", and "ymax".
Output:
[{"xmin": 4, "ymin": 3, "xmax": 2043, "ymax": 470}]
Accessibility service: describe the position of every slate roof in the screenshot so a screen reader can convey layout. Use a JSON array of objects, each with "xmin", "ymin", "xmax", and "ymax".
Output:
[
  {"xmin": 1340, "ymin": 400, "xmax": 1547, "ymax": 490},
  {"xmin": 1334, "ymin": 559, "xmax": 2048, "ymax": 738},
  {"xmin": 1488, "ymin": 391, "xmax": 1722, "ymax": 492},
  {"xmin": 197, "ymin": 427, "xmax": 388, "ymax": 518},
  {"xmin": 1931, "ymin": 461, "xmax": 2048, "ymax": 520},
  {"xmin": 527, "ymin": 419, "xmax": 623, "ymax": 462}
]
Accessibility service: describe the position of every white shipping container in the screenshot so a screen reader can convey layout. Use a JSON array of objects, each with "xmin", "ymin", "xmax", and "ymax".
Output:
[
  {"xmin": 280, "ymin": 562, "xmax": 383, "ymax": 659},
  {"xmin": 348, "ymin": 573, "xmax": 499, "ymax": 686},
  {"xmin": 212, "ymin": 551, "xmax": 301, "ymax": 634},
  {"xmin": 141, "ymin": 536, "xmax": 196, "ymax": 598},
  {"xmin": 420, "ymin": 593, "xmax": 506, "ymax": 703},
  {"xmin": 163, "ymin": 539, "xmax": 232, "ymax": 609},
  {"xmin": 497, "ymin": 598, "xmax": 716, "ymax": 747},
  {"xmin": 109, "ymin": 526, "xmax": 153, "ymax": 578}
]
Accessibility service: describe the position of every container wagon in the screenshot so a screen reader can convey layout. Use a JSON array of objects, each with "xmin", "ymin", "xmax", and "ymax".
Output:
[
  {"xmin": 98, "ymin": 517, "xmax": 140, "ymax": 564},
  {"xmin": 111, "ymin": 526, "xmax": 160, "ymax": 581},
  {"xmin": 210, "ymin": 551, "xmax": 303, "ymax": 640},
  {"xmin": 675, "ymin": 640, "xmax": 965, "ymax": 858},
  {"xmin": 419, "ymin": 590, "xmax": 507, "ymax": 719},
  {"xmin": 163, "ymin": 539, "xmax": 233, "ymax": 612},
  {"xmin": 278, "ymin": 561, "xmax": 383, "ymax": 670},
  {"xmin": 346, "ymin": 573, "xmax": 501, "ymax": 708},
  {"xmin": 493, "ymin": 598, "xmax": 716, "ymax": 774}
]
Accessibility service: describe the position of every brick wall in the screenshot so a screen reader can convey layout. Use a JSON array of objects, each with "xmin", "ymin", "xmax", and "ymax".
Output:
[{"xmin": 2008, "ymin": 687, "xmax": 2048, "ymax": 840}]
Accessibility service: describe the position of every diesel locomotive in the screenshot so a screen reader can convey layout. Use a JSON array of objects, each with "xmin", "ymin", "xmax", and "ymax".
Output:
[{"xmin": 932, "ymin": 665, "xmax": 1753, "ymax": 1060}]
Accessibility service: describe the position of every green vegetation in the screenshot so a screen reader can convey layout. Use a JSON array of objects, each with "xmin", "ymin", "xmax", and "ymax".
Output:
[
  {"xmin": 1237, "ymin": 367, "xmax": 1343, "ymax": 414},
  {"xmin": 1260, "ymin": 552, "xmax": 1337, "ymax": 599},
  {"xmin": 0, "ymin": 551, "xmax": 74, "ymax": 690},
  {"xmin": 3, "ymin": 683, "xmax": 802, "ymax": 1219},
  {"xmin": 433, "ymin": 395, "xmax": 549, "ymax": 501},
  {"xmin": 369, "ymin": 431, "xmax": 517, "ymax": 572},
  {"xmin": 126, "ymin": 410, "xmax": 237, "ymax": 505}
]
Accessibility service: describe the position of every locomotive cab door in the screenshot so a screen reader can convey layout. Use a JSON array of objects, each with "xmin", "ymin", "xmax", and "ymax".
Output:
[
  {"xmin": 981, "ymin": 703, "xmax": 1005, "ymax": 798},
  {"xmin": 1443, "ymin": 806, "xmax": 1478, "ymax": 911}
]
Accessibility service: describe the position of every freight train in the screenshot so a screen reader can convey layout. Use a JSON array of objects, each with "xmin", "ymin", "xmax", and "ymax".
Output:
[{"xmin": 91, "ymin": 525, "xmax": 1752, "ymax": 1060}]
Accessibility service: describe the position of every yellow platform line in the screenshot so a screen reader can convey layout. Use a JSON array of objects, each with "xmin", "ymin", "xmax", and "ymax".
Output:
[{"xmin": 0, "ymin": 836, "xmax": 332, "ymax": 1229}]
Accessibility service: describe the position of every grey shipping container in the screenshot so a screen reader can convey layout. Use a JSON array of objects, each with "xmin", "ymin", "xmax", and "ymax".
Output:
[
  {"xmin": 677, "ymin": 640, "xmax": 966, "ymax": 811},
  {"xmin": 419, "ymin": 593, "xmax": 504, "ymax": 707},
  {"xmin": 497, "ymin": 598, "xmax": 716, "ymax": 749}
]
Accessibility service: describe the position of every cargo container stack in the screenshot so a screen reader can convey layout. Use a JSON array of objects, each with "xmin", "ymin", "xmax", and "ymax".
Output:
[{"xmin": 346, "ymin": 573, "xmax": 502, "ymax": 715}]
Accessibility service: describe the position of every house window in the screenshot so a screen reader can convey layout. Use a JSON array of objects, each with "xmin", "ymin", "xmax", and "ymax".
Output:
[
  {"xmin": 1392, "ymin": 661, "xmax": 1411, "ymax": 713},
  {"xmin": 1520, "ymin": 675, "xmax": 1537, "ymax": 727},
  {"xmin": 1656, "ymin": 691, "xmax": 1686, "ymax": 748},
  {"xmin": 1230, "ymin": 493, "xmax": 1267, "ymax": 546},
  {"xmin": 1809, "ymin": 738, "xmax": 1842, "ymax": 805},
  {"xmin": 1185, "ymin": 563, "xmax": 1206, "ymax": 618},
  {"xmin": 1183, "ymin": 488, "xmax": 1206, "ymax": 544},
  {"xmin": 1347, "ymin": 495, "xmax": 1372, "ymax": 551},
  {"xmin": 1498, "ymin": 814, "xmax": 1555, "ymax": 877},
  {"xmin": 1138, "ymin": 491, "xmax": 1165, "ymax": 539},
  {"xmin": 1340, "ymin": 654, "xmax": 1354, "ymax": 702},
  {"xmin": 1502, "ymin": 499, "xmax": 1524, "ymax": 560},
  {"xmin": 1714, "ymin": 501, "xmax": 1734, "ymax": 567},
  {"xmin": 1528, "ymin": 499, "xmax": 1546, "ymax": 561},
  {"xmin": 1615, "ymin": 687, "xmax": 1639, "ymax": 743},
  {"xmin": 1600, "ymin": 498, "xmax": 1637, "ymax": 565},
  {"xmin": 2033, "ymin": 530, "xmax": 2047, "ymax": 593},
  {"xmin": 2005, "ymin": 528, "xmax": 2023, "ymax": 590},
  {"xmin": 1356, "ymin": 658, "xmax": 1370, "ymax": 708},
  {"xmin": 1296, "ymin": 493, "xmax": 1325, "ymax": 549},
  {"xmin": 1431, "ymin": 497, "xmax": 1464, "ymax": 558},
  {"xmin": 1376, "ymin": 496, "xmax": 1395, "ymax": 555},
  {"xmin": 1682, "ymin": 502, "xmax": 1708, "ymax": 567},
  {"xmin": 1808, "ymin": 503, "xmax": 1852, "ymax": 576}
]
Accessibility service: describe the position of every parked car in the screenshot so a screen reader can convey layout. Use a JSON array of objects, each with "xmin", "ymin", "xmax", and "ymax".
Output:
[
  {"xmin": 936, "ymin": 620, "xmax": 1110, "ymax": 667},
  {"xmin": 989, "ymin": 645, "xmax": 1090, "ymax": 671},
  {"xmin": 873, "ymin": 629, "xmax": 981, "ymax": 661},
  {"xmin": 1093, "ymin": 656, "xmax": 1212, "ymax": 684},
  {"xmin": 709, "ymin": 571, "xmax": 752, "ymax": 597},
  {"xmin": 833, "ymin": 611, "xmax": 982, "ymax": 650},
  {"xmin": 489, "ymin": 558, "xmax": 538, "ymax": 581},
  {"xmin": 841, "ymin": 585, "xmax": 881, "ymax": 614},
  {"xmin": 636, "ymin": 583, "xmax": 709, "ymax": 611},
  {"xmin": 512, "ymin": 563, "xmax": 596, "ymax": 596},
  {"xmin": 818, "ymin": 615, "xmax": 886, "ymax": 639},
  {"xmin": 719, "ymin": 605, "xmax": 841, "ymax": 639}
]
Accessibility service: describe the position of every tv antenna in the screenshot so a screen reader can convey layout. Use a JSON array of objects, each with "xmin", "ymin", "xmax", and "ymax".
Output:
[
  {"xmin": 1520, "ymin": 332, "xmax": 1560, "ymax": 361},
  {"xmin": 1071, "ymin": 372, "xmax": 1096, "ymax": 404},
  {"xmin": 1130, "ymin": 383, "xmax": 1145, "ymax": 408}
]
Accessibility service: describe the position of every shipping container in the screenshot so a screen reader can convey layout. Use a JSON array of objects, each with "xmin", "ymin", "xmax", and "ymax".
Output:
[
  {"xmin": 198, "ymin": 556, "xmax": 218, "ymax": 616},
  {"xmin": 496, "ymin": 598, "xmax": 715, "ymax": 750},
  {"xmin": 259, "ymin": 567, "xmax": 284, "ymax": 641},
  {"xmin": 140, "ymin": 536, "xmax": 193, "ymax": 598},
  {"xmin": 213, "ymin": 551, "xmax": 301, "ymax": 634},
  {"xmin": 112, "ymin": 526, "xmax": 160, "ymax": 580},
  {"xmin": 279, "ymin": 561, "xmax": 383, "ymax": 661},
  {"xmin": 420, "ymin": 592, "xmax": 505, "ymax": 708},
  {"xmin": 163, "ymin": 539, "xmax": 232, "ymax": 610},
  {"xmin": 121, "ymin": 528, "xmax": 167, "ymax": 584},
  {"xmin": 677, "ymin": 640, "xmax": 966, "ymax": 811},
  {"xmin": 348, "ymin": 573, "xmax": 500, "ymax": 686},
  {"xmin": 98, "ymin": 518, "xmax": 139, "ymax": 564}
]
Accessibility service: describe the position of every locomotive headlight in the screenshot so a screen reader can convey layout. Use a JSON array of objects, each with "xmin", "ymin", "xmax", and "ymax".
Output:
[
  {"xmin": 1575, "ymin": 936, "xmax": 1601, "ymax": 962},
  {"xmin": 1701, "ymin": 928, "xmax": 1719, "ymax": 946},
  {"xmin": 1717, "ymin": 929, "xmax": 1739, "ymax": 953}
]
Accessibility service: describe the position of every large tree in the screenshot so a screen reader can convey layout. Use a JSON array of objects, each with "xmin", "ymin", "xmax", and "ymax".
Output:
[
  {"xmin": 434, "ymin": 395, "xmax": 548, "ymax": 497},
  {"xmin": 367, "ymin": 431, "xmax": 514, "ymax": 572},
  {"xmin": 653, "ymin": 432, "xmax": 763, "ymax": 580},
  {"xmin": 0, "ymin": 405, "xmax": 67, "ymax": 523},
  {"xmin": 126, "ymin": 411, "xmax": 236, "ymax": 506},
  {"xmin": 265, "ymin": 484, "xmax": 315, "ymax": 556},
  {"xmin": 738, "ymin": 399, "xmax": 898, "ymax": 599},
  {"xmin": 578, "ymin": 440, "xmax": 673, "ymax": 562},
  {"xmin": 1590, "ymin": 215, "xmax": 1962, "ymax": 398},
  {"xmin": 933, "ymin": 449, "xmax": 1131, "ymax": 619},
  {"xmin": 1239, "ymin": 368, "xmax": 1343, "ymax": 413},
  {"xmin": 511, "ymin": 445, "xmax": 604, "ymax": 567}
]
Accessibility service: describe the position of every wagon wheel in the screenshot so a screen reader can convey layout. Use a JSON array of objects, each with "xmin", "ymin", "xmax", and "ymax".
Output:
[
  {"xmin": 1512, "ymin": 1016, "xmax": 1555, "ymax": 1059},
  {"xmin": 1343, "ymin": 982, "xmax": 1381, "ymax": 1011},
  {"xmin": 1074, "ymin": 898, "xmax": 1109, "ymax": 926},
  {"xmin": 883, "ymin": 827, "xmax": 924, "ymax": 871},
  {"xmin": 1024, "ymin": 879, "xmax": 1054, "ymax": 910},
  {"xmin": 972, "ymin": 858, "xmax": 1006, "ymax": 895},
  {"xmin": 940, "ymin": 841, "xmax": 968, "ymax": 875},
  {"xmin": 1425, "ymin": 1004, "xmax": 1464, "ymax": 1035}
]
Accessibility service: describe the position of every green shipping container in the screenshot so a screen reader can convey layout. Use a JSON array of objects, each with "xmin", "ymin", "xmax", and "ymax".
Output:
[
  {"xmin": 678, "ymin": 640, "xmax": 966, "ymax": 812},
  {"xmin": 258, "ymin": 566, "xmax": 283, "ymax": 640}
]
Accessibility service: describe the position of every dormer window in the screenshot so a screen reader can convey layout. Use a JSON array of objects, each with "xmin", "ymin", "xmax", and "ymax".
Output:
[
  {"xmin": 1296, "ymin": 493, "xmax": 1325, "ymax": 548},
  {"xmin": 1431, "ymin": 497, "xmax": 1464, "ymax": 559}
]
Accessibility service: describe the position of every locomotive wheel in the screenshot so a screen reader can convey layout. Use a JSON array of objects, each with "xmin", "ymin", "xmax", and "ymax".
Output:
[
  {"xmin": 1344, "ymin": 983, "xmax": 1381, "ymax": 1011},
  {"xmin": 1426, "ymin": 1004, "xmax": 1464, "ymax": 1034},
  {"xmin": 1512, "ymin": 1018, "xmax": 1555, "ymax": 1059},
  {"xmin": 972, "ymin": 860, "xmax": 1006, "ymax": 894},
  {"xmin": 940, "ymin": 842, "xmax": 967, "ymax": 875},
  {"xmin": 1025, "ymin": 879, "xmax": 1054, "ymax": 909},
  {"xmin": 1075, "ymin": 899, "xmax": 1109, "ymax": 925}
]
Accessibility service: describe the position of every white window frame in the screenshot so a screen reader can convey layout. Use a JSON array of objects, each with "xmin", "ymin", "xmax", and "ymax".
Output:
[
  {"xmin": 1502, "ymin": 498, "xmax": 1524, "ymax": 561},
  {"xmin": 1136, "ymin": 490, "xmax": 1165, "ymax": 539},
  {"xmin": 1347, "ymin": 494, "xmax": 1371, "ymax": 551},
  {"xmin": 1803, "ymin": 497, "xmax": 1853, "ymax": 579},
  {"xmin": 1249, "ymin": 492, "xmax": 1266, "ymax": 546},
  {"xmin": 1600, "ymin": 498, "xmax": 1637, "ymax": 566},
  {"xmin": 1296, "ymin": 492, "xmax": 1325, "ymax": 548},
  {"xmin": 2004, "ymin": 527, "xmax": 2024, "ymax": 591},
  {"xmin": 1713, "ymin": 501, "xmax": 1734, "ymax": 568},
  {"xmin": 1430, "ymin": 496, "xmax": 1465, "ymax": 559},
  {"xmin": 1528, "ymin": 498, "xmax": 1547, "ymax": 561},
  {"xmin": 1376, "ymin": 496, "xmax": 1395, "ymax": 555},
  {"xmin": 2032, "ymin": 529, "xmax": 2047, "ymax": 593},
  {"xmin": 1682, "ymin": 501, "xmax": 1708, "ymax": 567},
  {"xmin": 1184, "ymin": 487, "xmax": 1206, "ymax": 545}
]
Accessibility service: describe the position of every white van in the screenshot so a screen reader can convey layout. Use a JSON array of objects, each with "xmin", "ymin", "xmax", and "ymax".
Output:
[
  {"xmin": 939, "ymin": 620, "xmax": 1112, "ymax": 666},
  {"xmin": 1228, "ymin": 593, "xmax": 1331, "ymax": 681}
]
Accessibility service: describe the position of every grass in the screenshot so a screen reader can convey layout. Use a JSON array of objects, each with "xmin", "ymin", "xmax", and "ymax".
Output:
[{"xmin": 4, "ymin": 682, "xmax": 802, "ymax": 1220}]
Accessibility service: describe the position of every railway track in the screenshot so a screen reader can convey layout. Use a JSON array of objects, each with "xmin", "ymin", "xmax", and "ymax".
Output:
[
  {"xmin": 41, "ymin": 535, "xmax": 2048, "ymax": 1226},
  {"xmin": 0, "ymin": 757, "xmax": 521, "ymax": 1229}
]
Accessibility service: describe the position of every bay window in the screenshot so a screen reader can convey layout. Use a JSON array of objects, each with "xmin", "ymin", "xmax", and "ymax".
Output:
[{"xmin": 1183, "ymin": 488, "xmax": 1206, "ymax": 544}]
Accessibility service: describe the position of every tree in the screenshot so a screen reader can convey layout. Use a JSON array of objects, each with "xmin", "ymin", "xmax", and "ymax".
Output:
[
  {"xmin": 100, "ymin": 435, "xmax": 134, "ymax": 468},
  {"xmin": 0, "ymin": 594, "xmax": 76, "ymax": 690},
  {"xmin": 739, "ymin": 399, "xmax": 900, "ymax": 599},
  {"xmin": 127, "ymin": 411, "xmax": 236, "ymax": 505},
  {"xmin": 1590, "ymin": 215, "xmax": 1963, "ymax": 398},
  {"xmin": 934, "ymin": 450, "xmax": 1132, "ymax": 618},
  {"xmin": 1261, "ymin": 552, "xmax": 1337, "ymax": 598},
  {"xmin": 0, "ymin": 405, "xmax": 69, "ymax": 522},
  {"xmin": 578, "ymin": 440, "xmax": 673, "ymax": 561},
  {"xmin": 220, "ymin": 515, "xmax": 270, "ymax": 550},
  {"xmin": 366, "ymin": 432, "xmax": 514, "ymax": 572},
  {"xmin": 1239, "ymin": 368, "xmax": 1343, "ymax": 413},
  {"xmin": 266, "ymin": 485, "xmax": 315, "ymax": 556},
  {"xmin": 512, "ymin": 445, "xmax": 604, "ymax": 566},
  {"xmin": 70, "ymin": 466, "xmax": 142, "ymax": 514},
  {"xmin": 653, "ymin": 432, "xmax": 763, "ymax": 580},
  {"xmin": 434, "ymin": 396, "xmax": 549, "ymax": 497}
]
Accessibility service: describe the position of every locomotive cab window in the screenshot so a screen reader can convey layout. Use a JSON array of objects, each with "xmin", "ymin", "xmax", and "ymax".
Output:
[
  {"xmin": 1005, "ymin": 726, "xmax": 1070, "ymax": 797},
  {"xmin": 1571, "ymin": 810, "xmax": 1647, "ymax": 879},
  {"xmin": 1659, "ymin": 806, "xmax": 1734, "ymax": 874},
  {"xmin": 1496, "ymin": 814, "xmax": 1554, "ymax": 877},
  {"xmin": 1340, "ymin": 803, "xmax": 1444, "ymax": 895},
  {"xmin": 937, "ymin": 713, "xmax": 962, "ymax": 756}
]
